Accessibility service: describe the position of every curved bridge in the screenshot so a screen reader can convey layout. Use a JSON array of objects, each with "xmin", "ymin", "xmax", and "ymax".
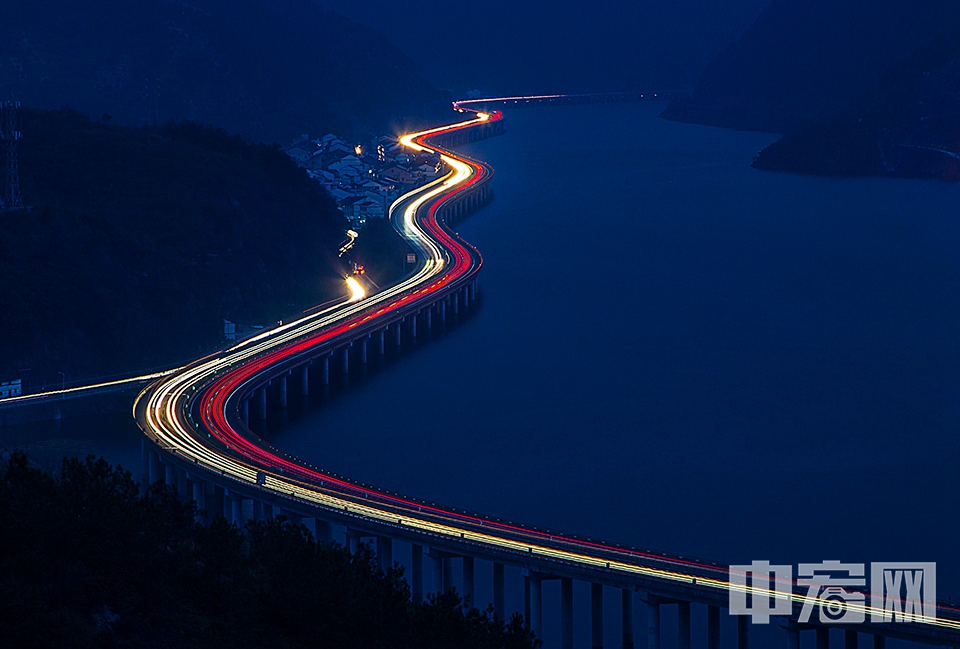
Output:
[{"xmin": 135, "ymin": 100, "xmax": 959, "ymax": 649}]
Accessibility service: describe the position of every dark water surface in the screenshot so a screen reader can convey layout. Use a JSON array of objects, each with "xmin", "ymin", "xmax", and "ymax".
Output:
[{"xmin": 274, "ymin": 102, "xmax": 960, "ymax": 593}]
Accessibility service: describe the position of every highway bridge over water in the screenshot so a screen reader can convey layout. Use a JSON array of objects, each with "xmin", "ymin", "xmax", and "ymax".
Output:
[{"xmin": 129, "ymin": 94, "xmax": 960, "ymax": 649}]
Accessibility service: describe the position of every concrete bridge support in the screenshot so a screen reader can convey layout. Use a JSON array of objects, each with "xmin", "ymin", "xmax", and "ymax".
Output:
[
  {"xmin": 453, "ymin": 292, "xmax": 459, "ymax": 315},
  {"xmin": 345, "ymin": 528, "xmax": 361, "ymax": 554},
  {"xmin": 359, "ymin": 337, "xmax": 368, "ymax": 364},
  {"xmin": 314, "ymin": 519, "xmax": 334, "ymax": 544},
  {"xmin": 411, "ymin": 312, "xmax": 417, "ymax": 339},
  {"xmin": 191, "ymin": 476, "xmax": 206, "ymax": 513},
  {"xmin": 280, "ymin": 509, "xmax": 302, "ymax": 526},
  {"xmin": 678, "ymin": 601, "xmax": 691, "ymax": 649},
  {"xmin": 817, "ymin": 627, "xmax": 830, "ymax": 649},
  {"xmin": 426, "ymin": 306, "xmax": 432, "ymax": 331},
  {"xmin": 738, "ymin": 614, "xmax": 750, "ymax": 649},
  {"xmin": 301, "ymin": 364, "xmax": 309, "ymax": 396},
  {"xmin": 462, "ymin": 556, "xmax": 475, "ymax": 605},
  {"xmin": 429, "ymin": 550, "xmax": 444, "ymax": 594},
  {"xmin": 523, "ymin": 574, "xmax": 543, "ymax": 641},
  {"xmin": 377, "ymin": 329, "xmax": 385, "ymax": 355},
  {"xmin": 258, "ymin": 386, "xmax": 267, "ymax": 420},
  {"xmin": 176, "ymin": 467, "xmax": 189, "ymax": 498},
  {"xmin": 279, "ymin": 374, "xmax": 287, "ymax": 408},
  {"xmin": 341, "ymin": 344, "xmax": 350, "ymax": 375},
  {"xmin": 782, "ymin": 620, "xmax": 800, "ymax": 649},
  {"xmin": 646, "ymin": 597, "xmax": 660, "ymax": 649},
  {"xmin": 395, "ymin": 320, "xmax": 403, "ymax": 347},
  {"xmin": 252, "ymin": 500, "xmax": 264, "ymax": 522},
  {"xmin": 242, "ymin": 399, "xmax": 249, "ymax": 426},
  {"xmin": 622, "ymin": 589, "xmax": 635, "ymax": 649},
  {"xmin": 440, "ymin": 299, "xmax": 446, "ymax": 323},
  {"xmin": 561, "ymin": 577, "xmax": 574, "ymax": 649},
  {"xmin": 592, "ymin": 583, "xmax": 603, "ymax": 649},
  {"xmin": 707, "ymin": 605, "xmax": 720, "ymax": 649},
  {"xmin": 493, "ymin": 562, "xmax": 505, "ymax": 620},
  {"xmin": 321, "ymin": 355, "xmax": 330, "ymax": 384},
  {"xmin": 164, "ymin": 461, "xmax": 176, "ymax": 489}
]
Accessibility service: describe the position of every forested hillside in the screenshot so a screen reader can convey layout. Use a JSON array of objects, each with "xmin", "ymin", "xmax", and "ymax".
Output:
[{"xmin": 1, "ymin": 108, "xmax": 350, "ymax": 382}]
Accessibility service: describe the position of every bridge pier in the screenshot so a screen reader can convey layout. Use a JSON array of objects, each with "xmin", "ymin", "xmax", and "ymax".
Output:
[
  {"xmin": 462, "ymin": 556, "xmax": 475, "ymax": 605},
  {"xmin": 279, "ymin": 374, "xmax": 287, "ymax": 408},
  {"xmin": 164, "ymin": 461, "xmax": 176, "ymax": 489},
  {"xmin": 622, "ymin": 589, "xmax": 635, "ymax": 649},
  {"xmin": 493, "ymin": 562, "xmax": 505, "ymax": 620},
  {"xmin": 341, "ymin": 344, "xmax": 350, "ymax": 375},
  {"xmin": 426, "ymin": 306, "xmax": 432, "ymax": 331},
  {"xmin": 707, "ymin": 605, "xmax": 720, "ymax": 649},
  {"xmin": 301, "ymin": 364, "xmax": 309, "ymax": 395},
  {"xmin": 190, "ymin": 475, "xmax": 206, "ymax": 513},
  {"xmin": 242, "ymin": 398, "xmax": 249, "ymax": 425},
  {"xmin": 321, "ymin": 355, "xmax": 330, "ymax": 384},
  {"xmin": 440, "ymin": 299, "xmax": 446, "ymax": 322},
  {"xmin": 782, "ymin": 620, "xmax": 800, "ymax": 649},
  {"xmin": 280, "ymin": 509, "xmax": 302, "ymax": 526},
  {"xmin": 258, "ymin": 386, "xmax": 267, "ymax": 420},
  {"xmin": 561, "ymin": 577, "xmax": 574, "ymax": 649},
  {"xmin": 523, "ymin": 574, "xmax": 543, "ymax": 641},
  {"xmin": 211, "ymin": 485, "xmax": 225, "ymax": 519},
  {"xmin": 395, "ymin": 319, "xmax": 403, "ymax": 347},
  {"xmin": 378, "ymin": 329, "xmax": 385, "ymax": 355},
  {"xmin": 251, "ymin": 499, "xmax": 264, "ymax": 522},
  {"xmin": 345, "ymin": 528, "xmax": 361, "ymax": 554},
  {"xmin": 176, "ymin": 466, "xmax": 188, "ymax": 498},
  {"xmin": 678, "ymin": 600, "xmax": 691, "ymax": 649},
  {"xmin": 463, "ymin": 286, "xmax": 470, "ymax": 309},
  {"xmin": 428, "ymin": 549, "xmax": 444, "ymax": 594},
  {"xmin": 412, "ymin": 544, "xmax": 424, "ymax": 602},
  {"xmin": 738, "ymin": 614, "xmax": 750, "ymax": 649},
  {"xmin": 817, "ymin": 627, "xmax": 830, "ymax": 649},
  {"xmin": 453, "ymin": 292, "xmax": 459, "ymax": 315},
  {"xmin": 315, "ymin": 519, "xmax": 334, "ymax": 544},
  {"xmin": 592, "ymin": 582, "xmax": 603, "ymax": 649},
  {"xmin": 411, "ymin": 312, "xmax": 417, "ymax": 339},
  {"xmin": 646, "ymin": 596, "xmax": 660, "ymax": 649},
  {"xmin": 360, "ymin": 337, "xmax": 368, "ymax": 364},
  {"xmin": 845, "ymin": 629, "xmax": 859, "ymax": 649}
]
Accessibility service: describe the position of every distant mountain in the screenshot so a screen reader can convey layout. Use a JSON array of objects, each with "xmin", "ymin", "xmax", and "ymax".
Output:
[
  {"xmin": 662, "ymin": 0, "xmax": 960, "ymax": 132},
  {"xmin": 752, "ymin": 34, "xmax": 960, "ymax": 178},
  {"xmin": 661, "ymin": 0, "xmax": 960, "ymax": 178},
  {"xmin": 0, "ymin": 0, "xmax": 449, "ymax": 143}
]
